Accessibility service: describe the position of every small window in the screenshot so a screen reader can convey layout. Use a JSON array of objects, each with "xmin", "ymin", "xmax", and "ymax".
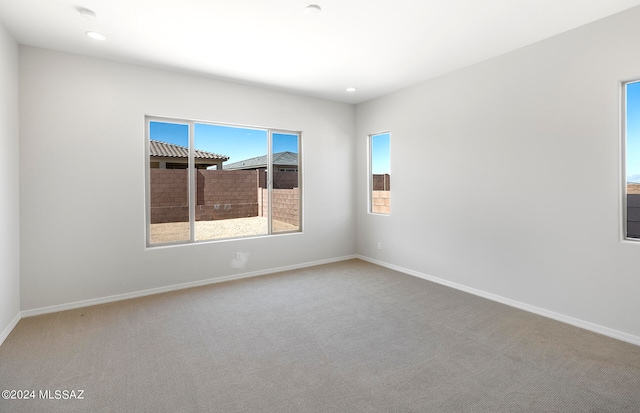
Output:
[
  {"xmin": 624, "ymin": 80, "xmax": 640, "ymax": 240},
  {"xmin": 146, "ymin": 117, "xmax": 302, "ymax": 246},
  {"xmin": 369, "ymin": 132, "xmax": 391, "ymax": 215}
]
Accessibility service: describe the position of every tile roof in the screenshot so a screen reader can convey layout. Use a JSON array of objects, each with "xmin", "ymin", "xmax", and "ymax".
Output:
[
  {"xmin": 224, "ymin": 151, "xmax": 298, "ymax": 169},
  {"xmin": 150, "ymin": 140, "xmax": 229, "ymax": 161}
]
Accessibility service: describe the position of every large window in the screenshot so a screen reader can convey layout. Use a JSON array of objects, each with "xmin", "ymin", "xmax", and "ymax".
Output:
[
  {"xmin": 146, "ymin": 116, "xmax": 301, "ymax": 246},
  {"xmin": 624, "ymin": 81, "xmax": 640, "ymax": 240},
  {"xmin": 369, "ymin": 132, "xmax": 391, "ymax": 214}
]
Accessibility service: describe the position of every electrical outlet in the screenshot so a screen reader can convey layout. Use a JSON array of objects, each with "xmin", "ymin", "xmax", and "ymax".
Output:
[{"xmin": 377, "ymin": 242, "xmax": 382, "ymax": 250}]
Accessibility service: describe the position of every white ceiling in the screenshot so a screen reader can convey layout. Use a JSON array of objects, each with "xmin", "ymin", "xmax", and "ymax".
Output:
[{"xmin": 2, "ymin": 0, "xmax": 640, "ymax": 104}]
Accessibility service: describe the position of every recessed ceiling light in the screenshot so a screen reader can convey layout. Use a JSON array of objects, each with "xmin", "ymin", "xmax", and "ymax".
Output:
[
  {"xmin": 78, "ymin": 8, "xmax": 96, "ymax": 20},
  {"xmin": 86, "ymin": 31, "xmax": 106, "ymax": 41},
  {"xmin": 346, "ymin": 87, "xmax": 357, "ymax": 92},
  {"xmin": 304, "ymin": 5, "xmax": 322, "ymax": 15}
]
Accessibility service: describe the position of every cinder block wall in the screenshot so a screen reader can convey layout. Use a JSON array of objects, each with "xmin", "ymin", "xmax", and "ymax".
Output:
[
  {"xmin": 372, "ymin": 174, "xmax": 391, "ymax": 190},
  {"xmin": 196, "ymin": 170, "xmax": 258, "ymax": 220},
  {"xmin": 150, "ymin": 169, "xmax": 259, "ymax": 223},
  {"xmin": 371, "ymin": 174, "xmax": 391, "ymax": 214},
  {"xmin": 627, "ymin": 194, "xmax": 640, "ymax": 238},
  {"xmin": 150, "ymin": 169, "xmax": 300, "ymax": 225},
  {"xmin": 149, "ymin": 169, "xmax": 189, "ymax": 223},
  {"xmin": 272, "ymin": 189, "xmax": 300, "ymax": 226},
  {"xmin": 259, "ymin": 188, "xmax": 300, "ymax": 226},
  {"xmin": 372, "ymin": 190, "xmax": 390, "ymax": 214},
  {"xmin": 273, "ymin": 171, "xmax": 298, "ymax": 189},
  {"xmin": 260, "ymin": 171, "xmax": 300, "ymax": 226}
]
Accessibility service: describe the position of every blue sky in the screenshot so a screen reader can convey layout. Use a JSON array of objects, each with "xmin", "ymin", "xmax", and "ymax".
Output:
[
  {"xmin": 371, "ymin": 132, "xmax": 391, "ymax": 175},
  {"xmin": 627, "ymin": 81, "xmax": 640, "ymax": 178},
  {"xmin": 149, "ymin": 121, "xmax": 298, "ymax": 165},
  {"xmin": 149, "ymin": 121, "xmax": 391, "ymax": 174}
]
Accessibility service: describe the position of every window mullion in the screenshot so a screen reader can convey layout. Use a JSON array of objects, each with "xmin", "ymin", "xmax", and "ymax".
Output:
[
  {"xmin": 267, "ymin": 130, "xmax": 273, "ymax": 234},
  {"xmin": 188, "ymin": 121, "xmax": 196, "ymax": 242}
]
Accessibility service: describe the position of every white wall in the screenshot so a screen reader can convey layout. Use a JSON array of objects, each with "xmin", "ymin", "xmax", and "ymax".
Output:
[
  {"xmin": 19, "ymin": 47, "xmax": 356, "ymax": 311},
  {"xmin": 356, "ymin": 6, "xmax": 640, "ymax": 342},
  {"xmin": 0, "ymin": 22, "xmax": 20, "ymax": 344}
]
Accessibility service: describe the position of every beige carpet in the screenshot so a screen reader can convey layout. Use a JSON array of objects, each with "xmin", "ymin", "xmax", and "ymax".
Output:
[{"xmin": 1, "ymin": 259, "xmax": 639, "ymax": 412}]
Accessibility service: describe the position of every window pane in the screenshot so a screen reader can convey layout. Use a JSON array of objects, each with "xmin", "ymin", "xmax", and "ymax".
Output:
[
  {"xmin": 194, "ymin": 124, "xmax": 268, "ymax": 241},
  {"xmin": 272, "ymin": 133, "xmax": 300, "ymax": 233},
  {"xmin": 148, "ymin": 121, "xmax": 190, "ymax": 244},
  {"xmin": 371, "ymin": 132, "xmax": 391, "ymax": 214},
  {"xmin": 626, "ymin": 81, "xmax": 640, "ymax": 239},
  {"xmin": 146, "ymin": 116, "xmax": 303, "ymax": 246}
]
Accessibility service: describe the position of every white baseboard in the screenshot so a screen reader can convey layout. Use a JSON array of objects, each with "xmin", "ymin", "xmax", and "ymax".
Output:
[
  {"xmin": 0, "ymin": 312, "xmax": 21, "ymax": 347},
  {"xmin": 356, "ymin": 255, "xmax": 640, "ymax": 347},
  {"xmin": 20, "ymin": 255, "xmax": 357, "ymax": 318}
]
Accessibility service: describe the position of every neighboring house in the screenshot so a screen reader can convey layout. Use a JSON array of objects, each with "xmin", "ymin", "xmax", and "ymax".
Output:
[
  {"xmin": 149, "ymin": 140, "xmax": 229, "ymax": 169},
  {"xmin": 224, "ymin": 151, "xmax": 298, "ymax": 172}
]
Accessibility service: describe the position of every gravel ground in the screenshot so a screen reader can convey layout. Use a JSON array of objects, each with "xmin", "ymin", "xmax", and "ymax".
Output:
[{"xmin": 150, "ymin": 217, "xmax": 298, "ymax": 244}]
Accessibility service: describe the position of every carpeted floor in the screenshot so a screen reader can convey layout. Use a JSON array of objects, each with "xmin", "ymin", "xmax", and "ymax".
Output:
[{"xmin": 1, "ymin": 259, "xmax": 639, "ymax": 412}]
